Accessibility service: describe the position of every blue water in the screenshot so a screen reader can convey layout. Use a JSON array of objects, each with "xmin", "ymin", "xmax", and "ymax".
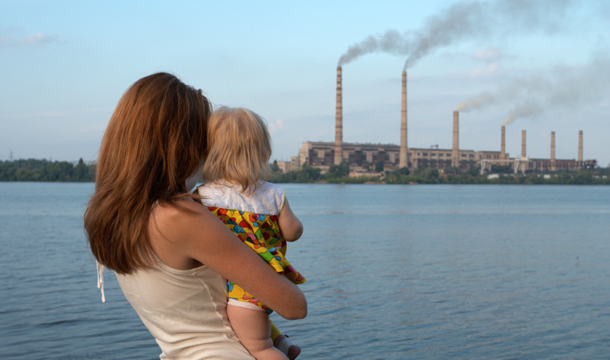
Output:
[{"xmin": 1, "ymin": 183, "xmax": 609, "ymax": 359}]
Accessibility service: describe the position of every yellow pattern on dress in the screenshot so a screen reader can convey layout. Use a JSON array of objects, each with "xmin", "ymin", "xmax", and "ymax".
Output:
[{"xmin": 208, "ymin": 206, "xmax": 306, "ymax": 314}]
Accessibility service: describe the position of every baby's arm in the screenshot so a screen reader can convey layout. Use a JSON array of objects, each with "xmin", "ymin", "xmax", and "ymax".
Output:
[{"xmin": 278, "ymin": 197, "xmax": 303, "ymax": 242}]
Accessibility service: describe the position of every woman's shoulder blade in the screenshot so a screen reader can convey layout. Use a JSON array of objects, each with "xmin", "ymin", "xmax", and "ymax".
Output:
[{"xmin": 149, "ymin": 201, "xmax": 209, "ymax": 238}]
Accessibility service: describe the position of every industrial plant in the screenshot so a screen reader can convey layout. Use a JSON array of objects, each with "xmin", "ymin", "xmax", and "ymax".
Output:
[{"xmin": 277, "ymin": 67, "xmax": 597, "ymax": 175}]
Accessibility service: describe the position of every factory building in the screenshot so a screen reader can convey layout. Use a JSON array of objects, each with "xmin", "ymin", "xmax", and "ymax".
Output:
[
  {"xmin": 279, "ymin": 68, "xmax": 596, "ymax": 174},
  {"xmin": 290, "ymin": 141, "xmax": 504, "ymax": 173}
]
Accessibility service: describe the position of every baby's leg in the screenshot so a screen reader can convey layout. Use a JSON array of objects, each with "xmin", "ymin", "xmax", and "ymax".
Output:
[
  {"xmin": 269, "ymin": 320, "xmax": 282, "ymax": 342},
  {"xmin": 227, "ymin": 305, "xmax": 288, "ymax": 360},
  {"xmin": 269, "ymin": 320, "xmax": 301, "ymax": 360}
]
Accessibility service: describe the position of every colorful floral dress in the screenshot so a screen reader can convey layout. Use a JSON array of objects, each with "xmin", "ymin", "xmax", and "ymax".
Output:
[{"xmin": 198, "ymin": 181, "xmax": 305, "ymax": 314}]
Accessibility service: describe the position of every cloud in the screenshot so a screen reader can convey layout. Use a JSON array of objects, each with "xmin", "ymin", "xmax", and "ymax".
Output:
[
  {"xmin": 17, "ymin": 32, "xmax": 57, "ymax": 46},
  {"xmin": 0, "ymin": 26, "xmax": 58, "ymax": 47},
  {"xmin": 471, "ymin": 46, "xmax": 501, "ymax": 62},
  {"xmin": 471, "ymin": 62, "xmax": 502, "ymax": 78},
  {"xmin": 268, "ymin": 118, "xmax": 285, "ymax": 133}
]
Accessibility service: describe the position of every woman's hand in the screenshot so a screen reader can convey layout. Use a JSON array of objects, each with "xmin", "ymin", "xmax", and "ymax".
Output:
[{"xmin": 149, "ymin": 201, "xmax": 307, "ymax": 320}]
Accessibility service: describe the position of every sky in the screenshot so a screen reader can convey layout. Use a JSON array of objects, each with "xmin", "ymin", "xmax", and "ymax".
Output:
[{"xmin": 1, "ymin": 0, "xmax": 609, "ymax": 166}]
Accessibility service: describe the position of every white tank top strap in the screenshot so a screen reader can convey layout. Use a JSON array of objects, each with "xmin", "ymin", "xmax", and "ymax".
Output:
[{"xmin": 96, "ymin": 260, "xmax": 105, "ymax": 303}]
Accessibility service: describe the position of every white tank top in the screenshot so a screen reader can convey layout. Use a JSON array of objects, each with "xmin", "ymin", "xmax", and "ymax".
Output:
[{"xmin": 116, "ymin": 258, "xmax": 255, "ymax": 359}]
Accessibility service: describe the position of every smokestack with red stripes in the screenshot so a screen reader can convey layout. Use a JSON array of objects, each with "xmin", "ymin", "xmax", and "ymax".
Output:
[
  {"xmin": 399, "ymin": 71, "xmax": 408, "ymax": 168},
  {"xmin": 452, "ymin": 111, "xmax": 459, "ymax": 168},
  {"xmin": 501, "ymin": 126, "xmax": 506, "ymax": 159},
  {"xmin": 578, "ymin": 130, "xmax": 583, "ymax": 166},
  {"xmin": 521, "ymin": 130, "xmax": 526, "ymax": 158},
  {"xmin": 551, "ymin": 131, "xmax": 556, "ymax": 171},
  {"xmin": 334, "ymin": 66, "xmax": 343, "ymax": 165}
]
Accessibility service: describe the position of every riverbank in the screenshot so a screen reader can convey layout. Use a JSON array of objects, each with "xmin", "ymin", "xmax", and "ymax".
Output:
[
  {"xmin": 270, "ymin": 164, "xmax": 610, "ymax": 185},
  {"xmin": 2, "ymin": 159, "xmax": 608, "ymax": 185},
  {"xmin": 0, "ymin": 159, "xmax": 95, "ymax": 182}
]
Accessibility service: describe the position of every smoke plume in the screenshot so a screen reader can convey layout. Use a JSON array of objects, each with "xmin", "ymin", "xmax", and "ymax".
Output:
[
  {"xmin": 338, "ymin": 30, "xmax": 411, "ymax": 66},
  {"xmin": 338, "ymin": 0, "xmax": 577, "ymax": 68},
  {"xmin": 455, "ymin": 91, "xmax": 495, "ymax": 112},
  {"xmin": 502, "ymin": 102, "xmax": 543, "ymax": 126},
  {"xmin": 403, "ymin": 0, "xmax": 574, "ymax": 70},
  {"xmin": 456, "ymin": 51, "xmax": 610, "ymax": 125}
]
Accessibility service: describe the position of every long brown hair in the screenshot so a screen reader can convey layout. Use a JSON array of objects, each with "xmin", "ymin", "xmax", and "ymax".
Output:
[{"xmin": 84, "ymin": 73, "xmax": 211, "ymax": 274}]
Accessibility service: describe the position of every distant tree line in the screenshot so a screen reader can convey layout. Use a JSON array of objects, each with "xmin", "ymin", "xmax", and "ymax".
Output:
[
  {"xmin": 2, "ymin": 158, "xmax": 607, "ymax": 185},
  {"xmin": 269, "ymin": 161, "xmax": 610, "ymax": 185},
  {"xmin": 0, "ymin": 158, "xmax": 96, "ymax": 182}
]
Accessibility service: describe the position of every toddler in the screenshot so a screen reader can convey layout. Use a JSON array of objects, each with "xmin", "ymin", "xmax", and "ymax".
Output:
[{"xmin": 197, "ymin": 107, "xmax": 306, "ymax": 360}]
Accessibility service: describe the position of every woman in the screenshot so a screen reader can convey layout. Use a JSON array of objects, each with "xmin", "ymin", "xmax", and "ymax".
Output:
[{"xmin": 84, "ymin": 73, "xmax": 307, "ymax": 359}]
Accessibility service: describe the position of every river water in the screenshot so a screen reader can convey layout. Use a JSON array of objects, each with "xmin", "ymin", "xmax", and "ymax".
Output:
[{"xmin": 0, "ymin": 183, "xmax": 609, "ymax": 359}]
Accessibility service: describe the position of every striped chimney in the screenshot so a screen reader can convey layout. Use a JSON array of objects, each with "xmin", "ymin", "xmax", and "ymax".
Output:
[
  {"xmin": 551, "ymin": 131, "xmax": 556, "ymax": 171},
  {"xmin": 501, "ymin": 126, "xmax": 506, "ymax": 159},
  {"xmin": 578, "ymin": 130, "xmax": 583, "ymax": 164},
  {"xmin": 399, "ymin": 71, "xmax": 408, "ymax": 168},
  {"xmin": 521, "ymin": 130, "xmax": 526, "ymax": 158},
  {"xmin": 334, "ymin": 66, "xmax": 343, "ymax": 165},
  {"xmin": 452, "ymin": 111, "xmax": 459, "ymax": 168}
]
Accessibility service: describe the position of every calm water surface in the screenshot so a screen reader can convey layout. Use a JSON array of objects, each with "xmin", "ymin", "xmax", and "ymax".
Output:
[{"xmin": 0, "ymin": 183, "xmax": 609, "ymax": 359}]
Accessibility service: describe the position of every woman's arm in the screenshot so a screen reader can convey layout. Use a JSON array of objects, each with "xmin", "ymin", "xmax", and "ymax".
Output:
[
  {"xmin": 149, "ymin": 201, "xmax": 307, "ymax": 320},
  {"xmin": 278, "ymin": 198, "xmax": 303, "ymax": 242}
]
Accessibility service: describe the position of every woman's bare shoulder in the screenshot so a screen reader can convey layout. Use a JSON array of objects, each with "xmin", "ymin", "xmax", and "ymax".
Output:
[
  {"xmin": 148, "ymin": 200, "xmax": 209, "ymax": 269},
  {"xmin": 152, "ymin": 199, "xmax": 203, "ymax": 223}
]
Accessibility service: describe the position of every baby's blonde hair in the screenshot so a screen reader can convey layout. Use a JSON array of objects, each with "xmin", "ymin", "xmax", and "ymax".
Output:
[{"xmin": 203, "ymin": 107, "xmax": 271, "ymax": 192}]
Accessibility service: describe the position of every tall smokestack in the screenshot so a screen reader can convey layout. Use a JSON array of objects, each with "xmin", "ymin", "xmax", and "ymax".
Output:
[
  {"xmin": 521, "ymin": 130, "xmax": 526, "ymax": 158},
  {"xmin": 399, "ymin": 71, "xmax": 408, "ymax": 168},
  {"xmin": 452, "ymin": 111, "xmax": 459, "ymax": 168},
  {"xmin": 551, "ymin": 131, "xmax": 556, "ymax": 171},
  {"xmin": 501, "ymin": 126, "xmax": 506, "ymax": 159},
  {"xmin": 578, "ymin": 130, "xmax": 583, "ymax": 164},
  {"xmin": 334, "ymin": 66, "xmax": 343, "ymax": 165}
]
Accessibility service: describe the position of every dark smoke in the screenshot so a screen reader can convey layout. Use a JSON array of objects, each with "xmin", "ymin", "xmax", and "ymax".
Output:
[
  {"xmin": 403, "ymin": 0, "xmax": 574, "ymax": 70},
  {"xmin": 338, "ymin": 30, "xmax": 411, "ymax": 66},
  {"xmin": 338, "ymin": 0, "xmax": 578, "ymax": 69},
  {"xmin": 455, "ymin": 51, "xmax": 610, "ymax": 125}
]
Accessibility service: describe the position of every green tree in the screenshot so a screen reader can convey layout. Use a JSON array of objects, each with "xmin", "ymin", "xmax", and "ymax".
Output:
[
  {"xmin": 299, "ymin": 164, "xmax": 321, "ymax": 182},
  {"xmin": 375, "ymin": 161, "xmax": 384, "ymax": 172},
  {"xmin": 270, "ymin": 160, "xmax": 279, "ymax": 172},
  {"xmin": 573, "ymin": 170, "xmax": 594, "ymax": 185},
  {"xmin": 75, "ymin": 158, "xmax": 88, "ymax": 181},
  {"xmin": 0, "ymin": 158, "xmax": 96, "ymax": 182},
  {"xmin": 444, "ymin": 167, "xmax": 460, "ymax": 175},
  {"xmin": 413, "ymin": 167, "xmax": 439, "ymax": 181},
  {"xmin": 325, "ymin": 164, "xmax": 349, "ymax": 179},
  {"xmin": 468, "ymin": 166, "xmax": 479, "ymax": 177},
  {"xmin": 397, "ymin": 167, "xmax": 410, "ymax": 175}
]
